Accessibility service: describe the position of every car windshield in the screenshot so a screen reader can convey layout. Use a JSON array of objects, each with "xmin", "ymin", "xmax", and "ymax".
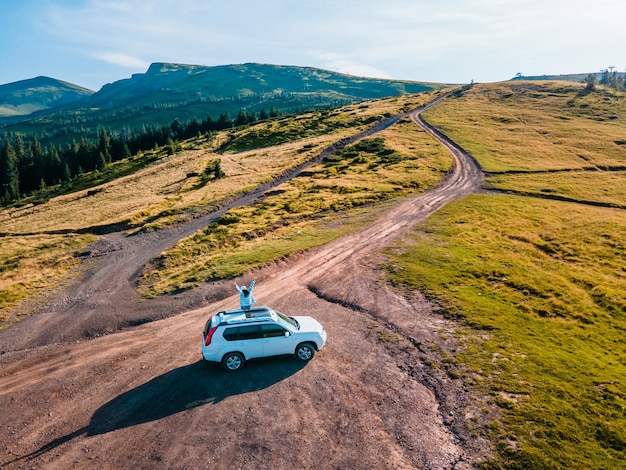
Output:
[{"xmin": 276, "ymin": 310, "xmax": 299, "ymax": 330}]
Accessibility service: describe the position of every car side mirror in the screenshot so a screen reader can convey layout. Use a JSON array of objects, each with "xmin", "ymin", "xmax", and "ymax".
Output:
[{"xmin": 284, "ymin": 331, "xmax": 290, "ymax": 337}]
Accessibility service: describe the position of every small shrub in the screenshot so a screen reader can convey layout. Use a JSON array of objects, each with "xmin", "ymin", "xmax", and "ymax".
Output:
[
  {"xmin": 217, "ymin": 214, "xmax": 240, "ymax": 225},
  {"xmin": 203, "ymin": 159, "xmax": 226, "ymax": 180}
]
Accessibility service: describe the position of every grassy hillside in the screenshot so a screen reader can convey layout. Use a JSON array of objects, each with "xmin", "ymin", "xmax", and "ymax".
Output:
[
  {"xmin": 0, "ymin": 90, "xmax": 444, "ymax": 321},
  {"xmin": 91, "ymin": 62, "xmax": 440, "ymax": 109},
  {"xmin": 0, "ymin": 63, "xmax": 449, "ymax": 148},
  {"xmin": 386, "ymin": 81, "xmax": 626, "ymax": 468},
  {"xmin": 139, "ymin": 110, "xmax": 452, "ymax": 296}
]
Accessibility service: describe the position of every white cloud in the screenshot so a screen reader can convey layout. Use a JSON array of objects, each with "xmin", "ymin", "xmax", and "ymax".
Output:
[
  {"xmin": 306, "ymin": 51, "xmax": 392, "ymax": 79},
  {"xmin": 93, "ymin": 52, "xmax": 150, "ymax": 69}
]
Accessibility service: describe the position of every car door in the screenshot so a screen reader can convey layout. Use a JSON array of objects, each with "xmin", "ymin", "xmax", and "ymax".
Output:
[
  {"xmin": 223, "ymin": 325, "xmax": 264, "ymax": 359},
  {"xmin": 260, "ymin": 324, "xmax": 294, "ymax": 357}
]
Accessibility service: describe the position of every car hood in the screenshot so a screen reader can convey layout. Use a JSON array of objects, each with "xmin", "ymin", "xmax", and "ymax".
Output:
[{"xmin": 293, "ymin": 316, "xmax": 324, "ymax": 333}]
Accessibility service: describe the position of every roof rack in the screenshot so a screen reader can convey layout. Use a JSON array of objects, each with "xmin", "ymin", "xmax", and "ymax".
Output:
[
  {"xmin": 217, "ymin": 307, "xmax": 274, "ymax": 325},
  {"xmin": 246, "ymin": 309, "xmax": 272, "ymax": 319}
]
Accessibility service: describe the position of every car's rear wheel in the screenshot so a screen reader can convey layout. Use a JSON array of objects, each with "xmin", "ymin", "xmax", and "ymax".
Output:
[
  {"xmin": 222, "ymin": 352, "xmax": 244, "ymax": 371},
  {"xmin": 295, "ymin": 343, "xmax": 315, "ymax": 362}
]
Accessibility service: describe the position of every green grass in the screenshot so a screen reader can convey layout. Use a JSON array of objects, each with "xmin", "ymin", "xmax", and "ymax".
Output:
[
  {"xmin": 487, "ymin": 170, "xmax": 626, "ymax": 209},
  {"xmin": 139, "ymin": 117, "xmax": 452, "ymax": 296},
  {"xmin": 387, "ymin": 80, "xmax": 626, "ymax": 468},
  {"xmin": 385, "ymin": 195, "xmax": 626, "ymax": 469},
  {"xmin": 221, "ymin": 108, "xmax": 382, "ymax": 152}
]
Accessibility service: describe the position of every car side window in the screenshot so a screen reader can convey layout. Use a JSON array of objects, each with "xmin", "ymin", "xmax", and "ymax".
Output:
[
  {"xmin": 222, "ymin": 327, "xmax": 238, "ymax": 341},
  {"xmin": 223, "ymin": 325, "xmax": 262, "ymax": 341},
  {"xmin": 261, "ymin": 324, "xmax": 286, "ymax": 338}
]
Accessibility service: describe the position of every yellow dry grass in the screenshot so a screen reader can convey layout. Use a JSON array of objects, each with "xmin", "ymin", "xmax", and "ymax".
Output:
[
  {"xmin": 424, "ymin": 81, "xmax": 626, "ymax": 173},
  {"xmin": 0, "ymin": 233, "xmax": 95, "ymax": 324},
  {"xmin": 0, "ymin": 134, "xmax": 331, "ymax": 234}
]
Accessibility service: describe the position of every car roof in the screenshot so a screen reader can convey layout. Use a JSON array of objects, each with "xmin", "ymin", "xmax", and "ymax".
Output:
[{"xmin": 215, "ymin": 306, "xmax": 276, "ymax": 326}]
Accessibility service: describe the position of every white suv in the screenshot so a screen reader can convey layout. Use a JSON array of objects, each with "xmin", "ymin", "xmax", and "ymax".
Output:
[{"xmin": 202, "ymin": 306, "xmax": 327, "ymax": 371}]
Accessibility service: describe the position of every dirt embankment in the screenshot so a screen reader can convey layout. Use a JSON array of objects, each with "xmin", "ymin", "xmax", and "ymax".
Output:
[{"xmin": 0, "ymin": 96, "xmax": 489, "ymax": 469}]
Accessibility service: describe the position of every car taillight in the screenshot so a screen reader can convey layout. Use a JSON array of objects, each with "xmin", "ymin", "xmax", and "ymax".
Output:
[{"xmin": 204, "ymin": 326, "xmax": 218, "ymax": 347}]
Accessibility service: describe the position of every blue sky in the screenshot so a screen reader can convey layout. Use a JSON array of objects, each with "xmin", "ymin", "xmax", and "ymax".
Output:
[{"xmin": 2, "ymin": 0, "xmax": 625, "ymax": 91}]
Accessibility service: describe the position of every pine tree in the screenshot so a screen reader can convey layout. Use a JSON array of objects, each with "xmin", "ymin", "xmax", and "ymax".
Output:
[
  {"xmin": 217, "ymin": 112, "xmax": 232, "ymax": 128},
  {"xmin": 584, "ymin": 74, "xmax": 597, "ymax": 91},
  {"xmin": 47, "ymin": 145, "xmax": 62, "ymax": 184},
  {"xmin": 186, "ymin": 118, "xmax": 200, "ymax": 138},
  {"xmin": 16, "ymin": 136, "xmax": 34, "ymax": 193},
  {"xmin": 96, "ymin": 151, "xmax": 107, "ymax": 170},
  {"xmin": 31, "ymin": 137, "xmax": 45, "ymax": 190},
  {"xmin": 203, "ymin": 159, "xmax": 225, "ymax": 180},
  {"xmin": 235, "ymin": 109, "xmax": 248, "ymax": 126},
  {"xmin": 14, "ymin": 135, "xmax": 25, "ymax": 162},
  {"xmin": 212, "ymin": 159, "xmax": 225, "ymax": 179},
  {"xmin": 98, "ymin": 128, "xmax": 112, "ymax": 164},
  {"xmin": 166, "ymin": 138, "xmax": 178, "ymax": 155},
  {"xmin": 77, "ymin": 138, "xmax": 96, "ymax": 172},
  {"xmin": 170, "ymin": 119, "xmax": 182, "ymax": 139},
  {"xmin": 62, "ymin": 161, "xmax": 72, "ymax": 182},
  {"xmin": 0, "ymin": 140, "xmax": 20, "ymax": 203},
  {"xmin": 123, "ymin": 143, "xmax": 132, "ymax": 159}
]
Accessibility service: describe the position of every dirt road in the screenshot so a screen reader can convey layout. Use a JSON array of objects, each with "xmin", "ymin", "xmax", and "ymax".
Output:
[{"xmin": 0, "ymin": 97, "xmax": 487, "ymax": 469}]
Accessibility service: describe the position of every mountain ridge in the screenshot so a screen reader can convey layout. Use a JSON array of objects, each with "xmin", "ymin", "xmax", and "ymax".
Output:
[
  {"xmin": 1, "ymin": 62, "xmax": 447, "ymax": 117},
  {"xmin": 0, "ymin": 62, "xmax": 450, "ymax": 147}
]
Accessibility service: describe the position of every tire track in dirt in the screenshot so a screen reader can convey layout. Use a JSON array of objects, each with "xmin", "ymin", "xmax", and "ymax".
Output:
[
  {"xmin": 259, "ymin": 101, "xmax": 483, "ymax": 289},
  {"xmin": 0, "ymin": 93, "xmax": 490, "ymax": 470},
  {"xmin": 0, "ymin": 109, "xmax": 412, "ymax": 353}
]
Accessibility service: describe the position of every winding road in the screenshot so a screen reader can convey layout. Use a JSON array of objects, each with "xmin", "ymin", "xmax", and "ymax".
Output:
[{"xmin": 0, "ymin": 95, "xmax": 487, "ymax": 469}]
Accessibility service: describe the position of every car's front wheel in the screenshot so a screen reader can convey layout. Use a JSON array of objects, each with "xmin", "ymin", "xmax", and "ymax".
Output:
[
  {"xmin": 295, "ymin": 343, "xmax": 315, "ymax": 362},
  {"xmin": 222, "ymin": 352, "xmax": 245, "ymax": 371}
]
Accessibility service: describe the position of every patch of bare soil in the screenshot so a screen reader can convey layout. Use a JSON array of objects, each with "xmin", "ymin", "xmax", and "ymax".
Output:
[{"xmin": 0, "ymin": 97, "xmax": 491, "ymax": 469}]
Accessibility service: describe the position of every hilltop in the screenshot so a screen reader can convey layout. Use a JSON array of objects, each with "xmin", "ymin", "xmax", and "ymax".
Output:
[{"xmin": 0, "ymin": 76, "xmax": 93, "ymax": 121}]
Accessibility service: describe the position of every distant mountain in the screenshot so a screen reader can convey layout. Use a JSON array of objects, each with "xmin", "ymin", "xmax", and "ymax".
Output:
[
  {"xmin": 89, "ymin": 62, "xmax": 439, "ymax": 109},
  {"xmin": 0, "ymin": 63, "xmax": 448, "ymax": 146},
  {"xmin": 0, "ymin": 76, "xmax": 94, "ymax": 120}
]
